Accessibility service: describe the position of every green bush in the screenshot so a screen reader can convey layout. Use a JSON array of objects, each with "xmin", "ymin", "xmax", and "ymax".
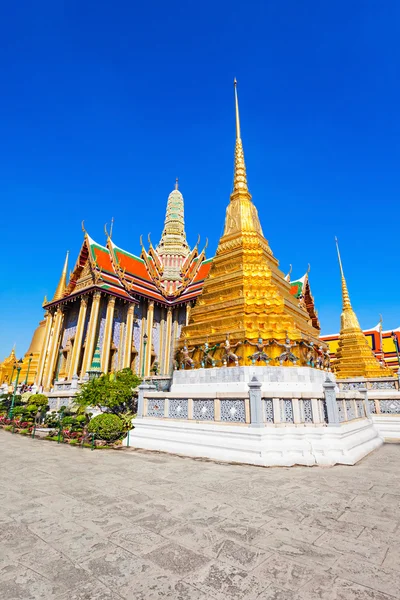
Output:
[
  {"xmin": 29, "ymin": 394, "xmax": 48, "ymax": 408},
  {"xmin": 62, "ymin": 416, "xmax": 75, "ymax": 426},
  {"xmin": 21, "ymin": 392, "xmax": 33, "ymax": 404},
  {"xmin": 44, "ymin": 413, "xmax": 59, "ymax": 428},
  {"xmin": 88, "ymin": 414, "xmax": 123, "ymax": 442},
  {"xmin": 19, "ymin": 429, "xmax": 30, "ymax": 435},
  {"xmin": 12, "ymin": 406, "xmax": 27, "ymax": 417}
]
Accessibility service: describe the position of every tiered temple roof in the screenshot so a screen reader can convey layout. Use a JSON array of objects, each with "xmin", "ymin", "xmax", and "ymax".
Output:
[{"xmin": 44, "ymin": 185, "xmax": 212, "ymax": 310}]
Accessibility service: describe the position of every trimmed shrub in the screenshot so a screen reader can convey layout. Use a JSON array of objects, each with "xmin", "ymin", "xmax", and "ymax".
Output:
[
  {"xmin": 88, "ymin": 414, "xmax": 123, "ymax": 442},
  {"xmin": 29, "ymin": 394, "xmax": 48, "ymax": 408},
  {"xmin": 21, "ymin": 392, "xmax": 33, "ymax": 404}
]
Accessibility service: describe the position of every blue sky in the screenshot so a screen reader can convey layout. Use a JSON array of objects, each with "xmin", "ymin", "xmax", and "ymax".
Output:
[{"xmin": 0, "ymin": 1, "xmax": 399, "ymax": 359}]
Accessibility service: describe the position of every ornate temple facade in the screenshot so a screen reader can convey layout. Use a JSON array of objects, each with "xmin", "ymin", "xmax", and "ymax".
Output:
[{"xmin": 1, "ymin": 184, "xmax": 211, "ymax": 391}]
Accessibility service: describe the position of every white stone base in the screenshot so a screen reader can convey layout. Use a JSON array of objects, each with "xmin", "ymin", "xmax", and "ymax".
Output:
[
  {"xmin": 170, "ymin": 365, "xmax": 329, "ymax": 395},
  {"xmin": 125, "ymin": 418, "xmax": 383, "ymax": 467},
  {"xmin": 372, "ymin": 415, "xmax": 400, "ymax": 442}
]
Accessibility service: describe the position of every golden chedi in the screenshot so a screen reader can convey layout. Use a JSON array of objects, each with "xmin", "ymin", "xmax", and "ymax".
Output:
[
  {"xmin": 179, "ymin": 81, "xmax": 324, "ymax": 367},
  {"xmin": 333, "ymin": 238, "xmax": 390, "ymax": 379}
]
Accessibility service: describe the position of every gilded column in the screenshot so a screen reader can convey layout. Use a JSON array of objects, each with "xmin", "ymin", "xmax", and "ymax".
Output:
[
  {"xmin": 68, "ymin": 296, "xmax": 89, "ymax": 379},
  {"xmin": 123, "ymin": 304, "xmax": 135, "ymax": 369},
  {"xmin": 101, "ymin": 295, "xmax": 116, "ymax": 374},
  {"xmin": 35, "ymin": 311, "xmax": 53, "ymax": 387},
  {"xmin": 159, "ymin": 308, "xmax": 166, "ymax": 374},
  {"xmin": 145, "ymin": 301, "xmax": 154, "ymax": 376},
  {"xmin": 185, "ymin": 303, "xmax": 191, "ymax": 326},
  {"xmin": 81, "ymin": 291, "xmax": 101, "ymax": 376},
  {"xmin": 163, "ymin": 308, "xmax": 173, "ymax": 375},
  {"xmin": 43, "ymin": 307, "xmax": 64, "ymax": 390}
]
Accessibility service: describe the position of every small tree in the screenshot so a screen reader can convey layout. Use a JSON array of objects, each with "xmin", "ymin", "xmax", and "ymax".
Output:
[
  {"xmin": 74, "ymin": 368, "xmax": 141, "ymax": 421},
  {"xmin": 88, "ymin": 414, "xmax": 123, "ymax": 442}
]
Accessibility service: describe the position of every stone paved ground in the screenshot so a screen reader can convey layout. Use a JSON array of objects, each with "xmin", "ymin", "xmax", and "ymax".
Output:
[{"xmin": 1, "ymin": 430, "xmax": 400, "ymax": 600}]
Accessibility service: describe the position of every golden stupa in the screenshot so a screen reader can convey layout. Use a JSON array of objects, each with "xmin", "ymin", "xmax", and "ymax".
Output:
[
  {"xmin": 333, "ymin": 238, "xmax": 390, "ymax": 379},
  {"xmin": 179, "ymin": 81, "xmax": 324, "ymax": 367}
]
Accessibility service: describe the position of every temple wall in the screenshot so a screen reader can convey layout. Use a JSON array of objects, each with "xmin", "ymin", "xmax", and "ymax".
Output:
[{"xmin": 61, "ymin": 304, "xmax": 79, "ymax": 348}]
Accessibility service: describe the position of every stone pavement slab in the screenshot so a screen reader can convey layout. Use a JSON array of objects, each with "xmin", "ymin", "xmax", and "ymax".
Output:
[{"xmin": 1, "ymin": 429, "xmax": 400, "ymax": 599}]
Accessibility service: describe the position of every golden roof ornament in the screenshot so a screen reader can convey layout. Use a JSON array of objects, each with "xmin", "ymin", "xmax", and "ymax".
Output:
[{"xmin": 51, "ymin": 250, "xmax": 69, "ymax": 302}]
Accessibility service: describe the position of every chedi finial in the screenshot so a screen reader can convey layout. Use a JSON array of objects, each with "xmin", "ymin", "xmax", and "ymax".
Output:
[{"xmin": 335, "ymin": 237, "xmax": 352, "ymax": 311}]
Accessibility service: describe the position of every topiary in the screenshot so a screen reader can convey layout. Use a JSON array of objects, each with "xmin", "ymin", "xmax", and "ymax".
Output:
[
  {"xmin": 29, "ymin": 394, "xmax": 48, "ymax": 408},
  {"xmin": 87, "ymin": 413, "xmax": 123, "ymax": 442},
  {"xmin": 21, "ymin": 392, "xmax": 33, "ymax": 404}
]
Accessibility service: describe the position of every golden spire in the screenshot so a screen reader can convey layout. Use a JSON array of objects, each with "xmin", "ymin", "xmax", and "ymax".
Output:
[
  {"xmin": 333, "ymin": 237, "xmax": 390, "ymax": 378},
  {"xmin": 51, "ymin": 251, "xmax": 69, "ymax": 302},
  {"xmin": 223, "ymin": 80, "xmax": 264, "ymax": 238},
  {"xmin": 232, "ymin": 79, "xmax": 249, "ymax": 196},
  {"xmin": 335, "ymin": 237, "xmax": 352, "ymax": 310}
]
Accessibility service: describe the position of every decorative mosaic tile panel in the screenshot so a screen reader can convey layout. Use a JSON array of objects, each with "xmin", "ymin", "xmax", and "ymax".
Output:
[
  {"xmin": 177, "ymin": 306, "xmax": 187, "ymax": 325},
  {"xmin": 337, "ymin": 400, "xmax": 346, "ymax": 422},
  {"xmin": 321, "ymin": 400, "xmax": 329, "ymax": 423},
  {"xmin": 193, "ymin": 399, "xmax": 215, "ymax": 421},
  {"xmin": 356, "ymin": 399, "xmax": 365, "ymax": 418},
  {"xmin": 152, "ymin": 321, "xmax": 161, "ymax": 361},
  {"xmin": 369, "ymin": 399, "xmax": 376, "ymax": 414},
  {"xmin": 263, "ymin": 399, "xmax": 274, "ymax": 423},
  {"xmin": 302, "ymin": 399, "xmax": 313, "ymax": 423},
  {"xmin": 342, "ymin": 382, "xmax": 363, "ymax": 391},
  {"xmin": 168, "ymin": 399, "xmax": 189, "ymax": 419},
  {"xmin": 282, "ymin": 399, "xmax": 294, "ymax": 423},
  {"xmin": 379, "ymin": 400, "xmax": 400, "ymax": 414},
  {"xmin": 147, "ymin": 399, "xmax": 165, "ymax": 417},
  {"xmin": 345, "ymin": 400, "xmax": 356, "ymax": 420},
  {"xmin": 220, "ymin": 399, "xmax": 246, "ymax": 422},
  {"xmin": 371, "ymin": 381, "xmax": 396, "ymax": 390},
  {"xmin": 48, "ymin": 397, "xmax": 59, "ymax": 410},
  {"xmin": 98, "ymin": 300, "xmax": 108, "ymax": 352},
  {"xmin": 61, "ymin": 305, "xmax": 79, "ymax": 347}
]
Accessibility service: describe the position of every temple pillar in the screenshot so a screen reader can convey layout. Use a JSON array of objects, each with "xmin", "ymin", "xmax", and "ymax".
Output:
[
  {"xmin": 185, "ymin": 303, "xmax": 191, "ymax": 326},
  {"xmin": 101, "ymin": 296, "xmax": 116, "ymax": 374},
  {"xmin": 123, "ymin": 303, "xmax": 135, "ymax": 369},
  {"xmin": 81, "ymin": 291, "xmax": 101, "ymax": 376},
  {"xmin": 159, "ymin": 308, "xmax": 166, "ymax": 374},
  {"xmin": 68, "ymin": 296, "xmax": 88, "ymax": 379},
  {"xmin": 43, "ymin": 307, "xmax": 64, "ymax": 390},
  {"xmin": 145, "ymin": 301, "xmax": 154, "ymax": 376},
  {"xmin": 163, "ymin": 308, "xmax": 173, "ymax": 375},
  {"xmin": 35, "ymin": 311, "xmax": 53, "ymax": 387}
]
